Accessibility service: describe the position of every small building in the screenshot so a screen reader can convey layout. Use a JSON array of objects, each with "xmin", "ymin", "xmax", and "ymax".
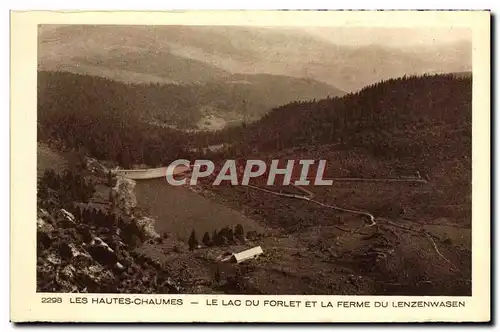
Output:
[{"xmin": 230, "ymin": 246, "xmax": 264, "ymax": 264}]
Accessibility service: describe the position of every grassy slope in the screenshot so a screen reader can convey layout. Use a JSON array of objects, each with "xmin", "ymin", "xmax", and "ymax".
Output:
[{"xmin": 37, "ymin": 143, "xmax": 68, "ymax": 177}]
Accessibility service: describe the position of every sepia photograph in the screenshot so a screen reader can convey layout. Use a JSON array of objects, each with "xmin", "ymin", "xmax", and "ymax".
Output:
[
  {"xmin": 35, "ymin": 23, "xmax": 474, "ymax": 296},
  {"xmin": 10, "ymin": 10, "xmax": 490, "ymax": 323}
]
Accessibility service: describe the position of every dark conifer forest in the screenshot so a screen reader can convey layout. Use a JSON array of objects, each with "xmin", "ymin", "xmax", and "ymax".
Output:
[
  {"xmin": 38, "ymin": 72, "xmax": 471, "ymax": 175},
  {"xmin": 214, "ymin": 74, "xmax": 471, "ymax": 160}
]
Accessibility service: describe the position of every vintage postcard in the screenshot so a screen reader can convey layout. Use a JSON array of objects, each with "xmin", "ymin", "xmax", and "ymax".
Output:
[{"xmin": 10, "ymin": 10, "xmax": 490, "ymax": 323}]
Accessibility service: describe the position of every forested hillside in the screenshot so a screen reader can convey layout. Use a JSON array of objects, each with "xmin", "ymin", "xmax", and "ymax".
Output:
[
  {"xmin": 192, "ymin": 74, "xmax": 472, "ymax": 296},
  {"xmin": 38, "ymin": 72, "xmax": 471, "ymax": 179},
  {"xmin": 209, "ymin": 74, "xmax": 471, "ymax": 173},
  {"xmin": 38, "ymin": 72, "xmax": 191, "ymax": 167},
  {"xmin": 38, "ymin": 71, "xmax": 342, "ymax": 131}
]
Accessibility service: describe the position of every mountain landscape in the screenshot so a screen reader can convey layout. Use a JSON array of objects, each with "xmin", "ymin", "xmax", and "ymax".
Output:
[{"xmin": 36, "ymin": 24, "xmax": 472, "ymax": 296}]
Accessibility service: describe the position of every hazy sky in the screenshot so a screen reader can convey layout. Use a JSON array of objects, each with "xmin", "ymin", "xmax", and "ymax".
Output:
[
  {"xmin": 300, "ymin": 27, "xmax": 471, "ymax": 48},
  {"xmin": 39, "ymin": 24, "xmax": 472, "ymax": 50}
]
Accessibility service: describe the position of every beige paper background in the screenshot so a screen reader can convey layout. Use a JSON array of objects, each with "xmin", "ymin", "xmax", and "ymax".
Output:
[{"xmin": 10, "ymin": 10, "xmax": 491, "ymax": 323}]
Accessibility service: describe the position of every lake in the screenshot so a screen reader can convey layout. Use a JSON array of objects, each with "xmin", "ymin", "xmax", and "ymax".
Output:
[{"xmin": 134, "ymin": 179, "xmax": 264, "ymax": 241}]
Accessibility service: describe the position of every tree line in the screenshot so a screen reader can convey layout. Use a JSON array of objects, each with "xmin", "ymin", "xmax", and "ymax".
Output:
[{"xmin": 188, "ymin": 224, "xmax": 249, "ymax": 250}]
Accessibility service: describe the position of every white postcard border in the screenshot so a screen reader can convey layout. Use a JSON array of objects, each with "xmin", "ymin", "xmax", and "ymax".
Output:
[{"xmin": 10, "ymin": 10, "xmax": 491, "ymax": 323}]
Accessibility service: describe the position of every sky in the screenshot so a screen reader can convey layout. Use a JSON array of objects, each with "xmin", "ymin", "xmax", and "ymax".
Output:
[
  {"xmin": 39, "ymin": 24, "xmax": 472, "ymax": 49},
  {"xmin": 299, "ymin": 27, "xmax": 472, "ymax": 48}
]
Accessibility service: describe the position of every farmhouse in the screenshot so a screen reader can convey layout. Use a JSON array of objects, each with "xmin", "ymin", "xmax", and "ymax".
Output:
[{"xmin": 230, "ymin": 246, "xmax": 264, "ymax": 263}]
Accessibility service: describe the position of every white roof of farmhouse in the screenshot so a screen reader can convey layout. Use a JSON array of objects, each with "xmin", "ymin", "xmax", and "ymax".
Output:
[{"xmin": 232, "ymin": 246, "xmax": 263, "ymax": 263}]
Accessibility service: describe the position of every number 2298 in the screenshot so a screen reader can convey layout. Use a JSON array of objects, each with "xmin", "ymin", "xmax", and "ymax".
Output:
[{"xmin": 41, "ymin": 297, "xmax": 62, "ymax": 304}]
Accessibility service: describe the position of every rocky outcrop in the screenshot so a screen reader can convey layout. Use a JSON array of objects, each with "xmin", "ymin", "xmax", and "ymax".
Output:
[
  {"xmin": 36, "ymin": 207, "xmax": 183, "ymax": 294},
  {"xmin": 84, "ymin": 157, "xmax": 110, "ymax": 177},
  {"xmin": 136, "ymin": 216, "xmax": 160, "ymax": 240},
  {"xmin": 37, "ymin": 158, "xmax": 182, "ymax": 294},
  {"xmin": 85, "ymin": 236, "xmax": 118, "ymax": 266},
  {"xmin": 111, "ymin": 176, "xmax": 137, "ymax": 216}
]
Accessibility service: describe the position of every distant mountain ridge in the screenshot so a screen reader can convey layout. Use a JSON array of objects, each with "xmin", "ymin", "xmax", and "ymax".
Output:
[{"xmin": 38, "ymin": 25, "xmax": 471, "ymax": 92}]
